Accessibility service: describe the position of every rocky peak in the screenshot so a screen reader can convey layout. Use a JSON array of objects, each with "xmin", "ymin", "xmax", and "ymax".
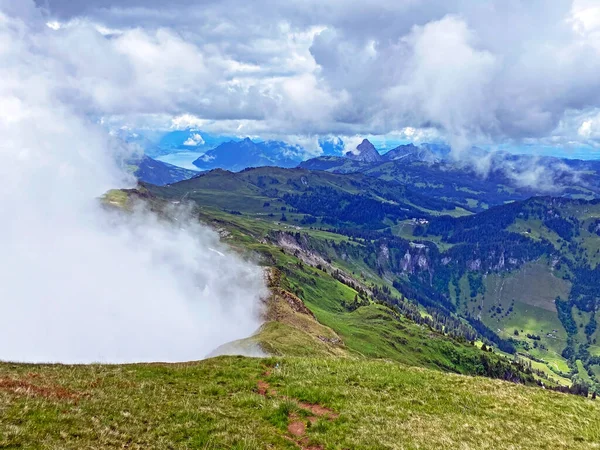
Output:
[{"xmin": 345, "ymin": 139, "xmax": 383, "ymax": 163}]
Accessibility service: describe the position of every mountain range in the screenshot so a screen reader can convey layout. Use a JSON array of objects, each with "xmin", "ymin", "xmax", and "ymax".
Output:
[
  {"xmin": 11, "ymin": 146, "xmax": 600, "ymax": 449},
  {"xmin": 123, "ymin": 127, "xmax": 345, "ymax": 163},
  {"xmin": 124, "ymin": 135, "xmax": 600, "ymax": 390},
  {"xmin": 130, "ymin": 155, "xmax": 198, "ymax": 186},
  {"xmin": 345, "ymin": 138, "xmax": 450, "ymax": 163},
  {"xmin": 301, "ymin": 141, "xmax": 600, "ymax": 211},
  {"xmin": 135, "ymin": 165, "xmax": 600, "ymax": 398},
  {"xmin": 131, "ymin": 162, "xmax": 600, "ymax": 391},
  {"xmin": 192, "ymin": 137, "xmax": 304, "ymax": 171},
  {"xmin": 130, "ymin": 136, "xmax": 600, "ymax": 216}
]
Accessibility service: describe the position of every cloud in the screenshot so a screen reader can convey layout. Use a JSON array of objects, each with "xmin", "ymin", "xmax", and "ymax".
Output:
[
  {"xmin": 343, "ymin": 136, "xmax": 368, "ymax": 155},
  {"xmin": 579, "ymin": 120, "xmax": 594, "ymax": 138},
  {"xmin": 171, "ymin": 114, "xmax": 207, "ymax": 130},
  {"xmin": 575, "ymin": 110, "xmax": 600, "ymax": 143},
  {"xmin": 386, "ymin": 15, "xmax": 498, "ymax": 153},
  {"xmin": 23, "ymin": 1, "xmax": 598, "ymax": 155},
  {"xmin": 0, "ymin": 1, "xmax": 266, "ymax": 363},
  {"xmin": 570, "ymin": 0, "xmax": 600, "ymax": 51},
  {"xmin": 22, "ymin": 0, "xmax": 600, "ymax": 157},
  {"xmin": 183, "ymin": 132, "xmax": 205, "ymax": 146}
]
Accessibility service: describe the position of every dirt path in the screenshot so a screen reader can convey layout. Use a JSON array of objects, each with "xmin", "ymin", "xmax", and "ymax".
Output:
[{"xmin": 256, "ymin": 368, "xmax": 337, "ymax": 450}]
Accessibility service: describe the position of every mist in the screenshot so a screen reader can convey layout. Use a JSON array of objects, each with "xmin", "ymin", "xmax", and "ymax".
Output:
[{"xmin": 0, "ymin": 3, "xmax": 266, "ymax": 363}]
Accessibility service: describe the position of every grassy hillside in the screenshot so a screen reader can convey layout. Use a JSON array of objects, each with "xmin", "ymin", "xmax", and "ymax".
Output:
[
  {"xmin": 113, "ymin": 175, "xmax": 600, "ymax": 388},
  {"xmin": 299, "ymin": 154, "xmax": 600, "ymax": 211},
  {"xmin": 1, "ymin": 356, "xmax": 599, "ymax": 449},
  {"xmin": 145, "ymin": 166, "xmax": 460, "ymax": 223},
  {"xmin": 122, "ymin": 176, "xmax": 600, "ymax": 386},
  {"xmin": 457, "ymin": 262, "xmax": 571, "ymax": 375},
  {"xmin": 7, "ymin": 178, "xmax": 600, "ymax": 448}
]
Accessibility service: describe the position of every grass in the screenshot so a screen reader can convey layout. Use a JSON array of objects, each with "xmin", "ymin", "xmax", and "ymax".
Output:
[
  {"xmin": 508, "ymin": 218, "xmax": 563, "ymax": 249},
  {"xmin": 528, "ymin": 359, "xmax": 572, "ymax": 386},
  {"xmin": 128, "ymin": 188, "xmax": 566, "ymax": 381},
  {"xmin": 100, "ymin": 189, "xmax": 129, "ymax": 208},
  {"xmin": 573, "ymin": 306, "xmax": 593, "ymax": 343},
  {"xmin": 576, "ymin": 217, "xmax": 600, "ymax": 269},
  {"xmin": 0, "ymin": 357, "xmax": 291, "ymax": 449},
  {"xmin": 272, "ymin": 255, "xmax": 539, "ymax": 378},
  {"xmin": 458, "ymin": 262, "xmax": 574, "ymax": 375},
  {"xmin": 225, "ymin": 280, "xmax": 348, "ymax": 359},
  {"xmin": 576, "ymin": 360, "xmax": 593, "ymax": 384},
  {"xmin": 391, "ymin": 220, "xmax": 455, "ymax": 251},
  {"xmin": 1, "ymin": 356, "xmax": 599, "ymax": 449},
  {"xmin": 278, "ymin": 253, "xmax": 461, "ymax": 369}
]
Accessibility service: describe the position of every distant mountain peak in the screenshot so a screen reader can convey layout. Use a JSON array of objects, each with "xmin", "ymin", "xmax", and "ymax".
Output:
[
  {"xmin": 192, "ymin": 138, "xmax": 302, "ymax": 172},
  {"xmin": 345, "ymin": 138, "xmax": 383, "ymax": 163},
  {"xmin": 383, "ymin": 143, "xmax": 430, "ymax": 163},
  {"xmin": 133, "ymin": 155, "xmax": 198, "ymax": 186}
]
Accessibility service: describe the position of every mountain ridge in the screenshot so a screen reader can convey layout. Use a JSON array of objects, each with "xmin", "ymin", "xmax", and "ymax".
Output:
[
  {"xmin": 345, "ymin": 138, "xmax": 383, "ymax": 163},
  {"xmin": 192, "ymin": 137, "xmax": 304, "ymax": 172},
  {"xmin": 132, "ymin": 155, "xmax": 198, "ymax": 186},
  {"xmin": 12, "ymin": 166, "xmax": 600, "ymax": 448},
  {"xmin": 136, "ymin": 164, "xmax": 600, "ymax": 393}
]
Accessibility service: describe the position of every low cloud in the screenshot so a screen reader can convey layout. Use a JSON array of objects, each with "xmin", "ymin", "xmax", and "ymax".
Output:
[
  {"xmin": 183, "ymin": 132, "xmax": 205, "ymax": 146},
  {"xmin": 0, "ymin": 2, "xmax": 266, "ymax": 364},
  {"xmin": 343, "ymin": 136, "xmax": 369, "ymax": 155}
]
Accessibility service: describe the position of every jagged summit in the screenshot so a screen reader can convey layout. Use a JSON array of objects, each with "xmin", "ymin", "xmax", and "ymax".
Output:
[
  {"xmin": 383, "ymin": 143, "xmax": 440, "ymax": 163},
  {"xmin": 345, "ymin": 138, "xmax": 383, "ymax": 163}
]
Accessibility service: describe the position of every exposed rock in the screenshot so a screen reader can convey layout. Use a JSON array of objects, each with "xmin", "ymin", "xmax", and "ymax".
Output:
[
  {"xmin": 279, "ymin": 289, "xmax": 315, "ymax": 318},
  {"xmin": 345, "ymin": 139, "xmax": 383, "ymax": 163}
]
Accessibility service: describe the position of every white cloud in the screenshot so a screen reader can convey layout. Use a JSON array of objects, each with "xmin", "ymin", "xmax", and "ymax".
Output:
[
  {"xmin": 171, "ymin": 114, "xmax": 207, "ymax": 130},
  {"xmin": 183, "ymin": 132, "xmax": 205, "ymax": 146},
  {"xmin": 579, "ymin": 119, "xmax": 593, "ymax": 138},
  {"xmin": 18, "ymin": 0, "xmax": 600, "ymax": 155},
  {"xmin": 0, "ymin": 1, "xmax": 266, "ymax": 363},
  {"xmin": 576, "ymin": 111, "xmax": 600, "ymax": 142},
  {"xmin": 570, "ymin": 0, "xmax": 600, "ymax": 51},
  {"xmin": 388, "ymin": 16, "xmax": 498, "ymax": 154},
  {"xmin": 46, "ymin": 20, "xmax": 61, "ymax": 30},
  {"xmin": 343, "ymin": 135, "xmax": 368, "ymax": 155}
]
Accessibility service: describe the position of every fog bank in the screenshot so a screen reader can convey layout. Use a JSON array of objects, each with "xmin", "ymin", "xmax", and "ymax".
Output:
[{"xmin": 0, "ymin": 3, "xmax": 266, "ymax": 363}]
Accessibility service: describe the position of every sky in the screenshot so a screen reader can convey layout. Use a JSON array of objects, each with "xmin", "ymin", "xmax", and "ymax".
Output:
[
  {"xmin": 0, "ymin": 0, "xmax": 598, "ymax": 363},
  {"xmin": 16, "ymin": 0, "xmax": 600, "ymax": 158}
]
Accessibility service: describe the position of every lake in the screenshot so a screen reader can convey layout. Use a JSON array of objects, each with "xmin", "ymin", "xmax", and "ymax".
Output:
[{"xmin": 156, "ymin": 151, "xmax": 204, "ymax": 170}]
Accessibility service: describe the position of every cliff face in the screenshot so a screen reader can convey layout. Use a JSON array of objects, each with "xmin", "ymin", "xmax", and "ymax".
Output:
[
  {"xmin": 345, "ymin": 139, "xmax": 383, "ymax": 163},
  {"xmin": 271, "ymin": 231, "xmax": 533, "ymax": 293}
]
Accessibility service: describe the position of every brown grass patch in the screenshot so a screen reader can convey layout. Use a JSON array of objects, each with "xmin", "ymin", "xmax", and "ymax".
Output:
[{"xmin": 0, "ymin": 377, "xmax": 81, "ymax": 401}]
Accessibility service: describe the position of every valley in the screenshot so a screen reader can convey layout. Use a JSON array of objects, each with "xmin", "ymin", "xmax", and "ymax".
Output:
[
  {"xmin": 136, "ymin": 165, "xmax": 600, "ymax": 391},
  {"xmin": 5, "ymin": 158, "xmax": 600, "ymax": 449}
]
